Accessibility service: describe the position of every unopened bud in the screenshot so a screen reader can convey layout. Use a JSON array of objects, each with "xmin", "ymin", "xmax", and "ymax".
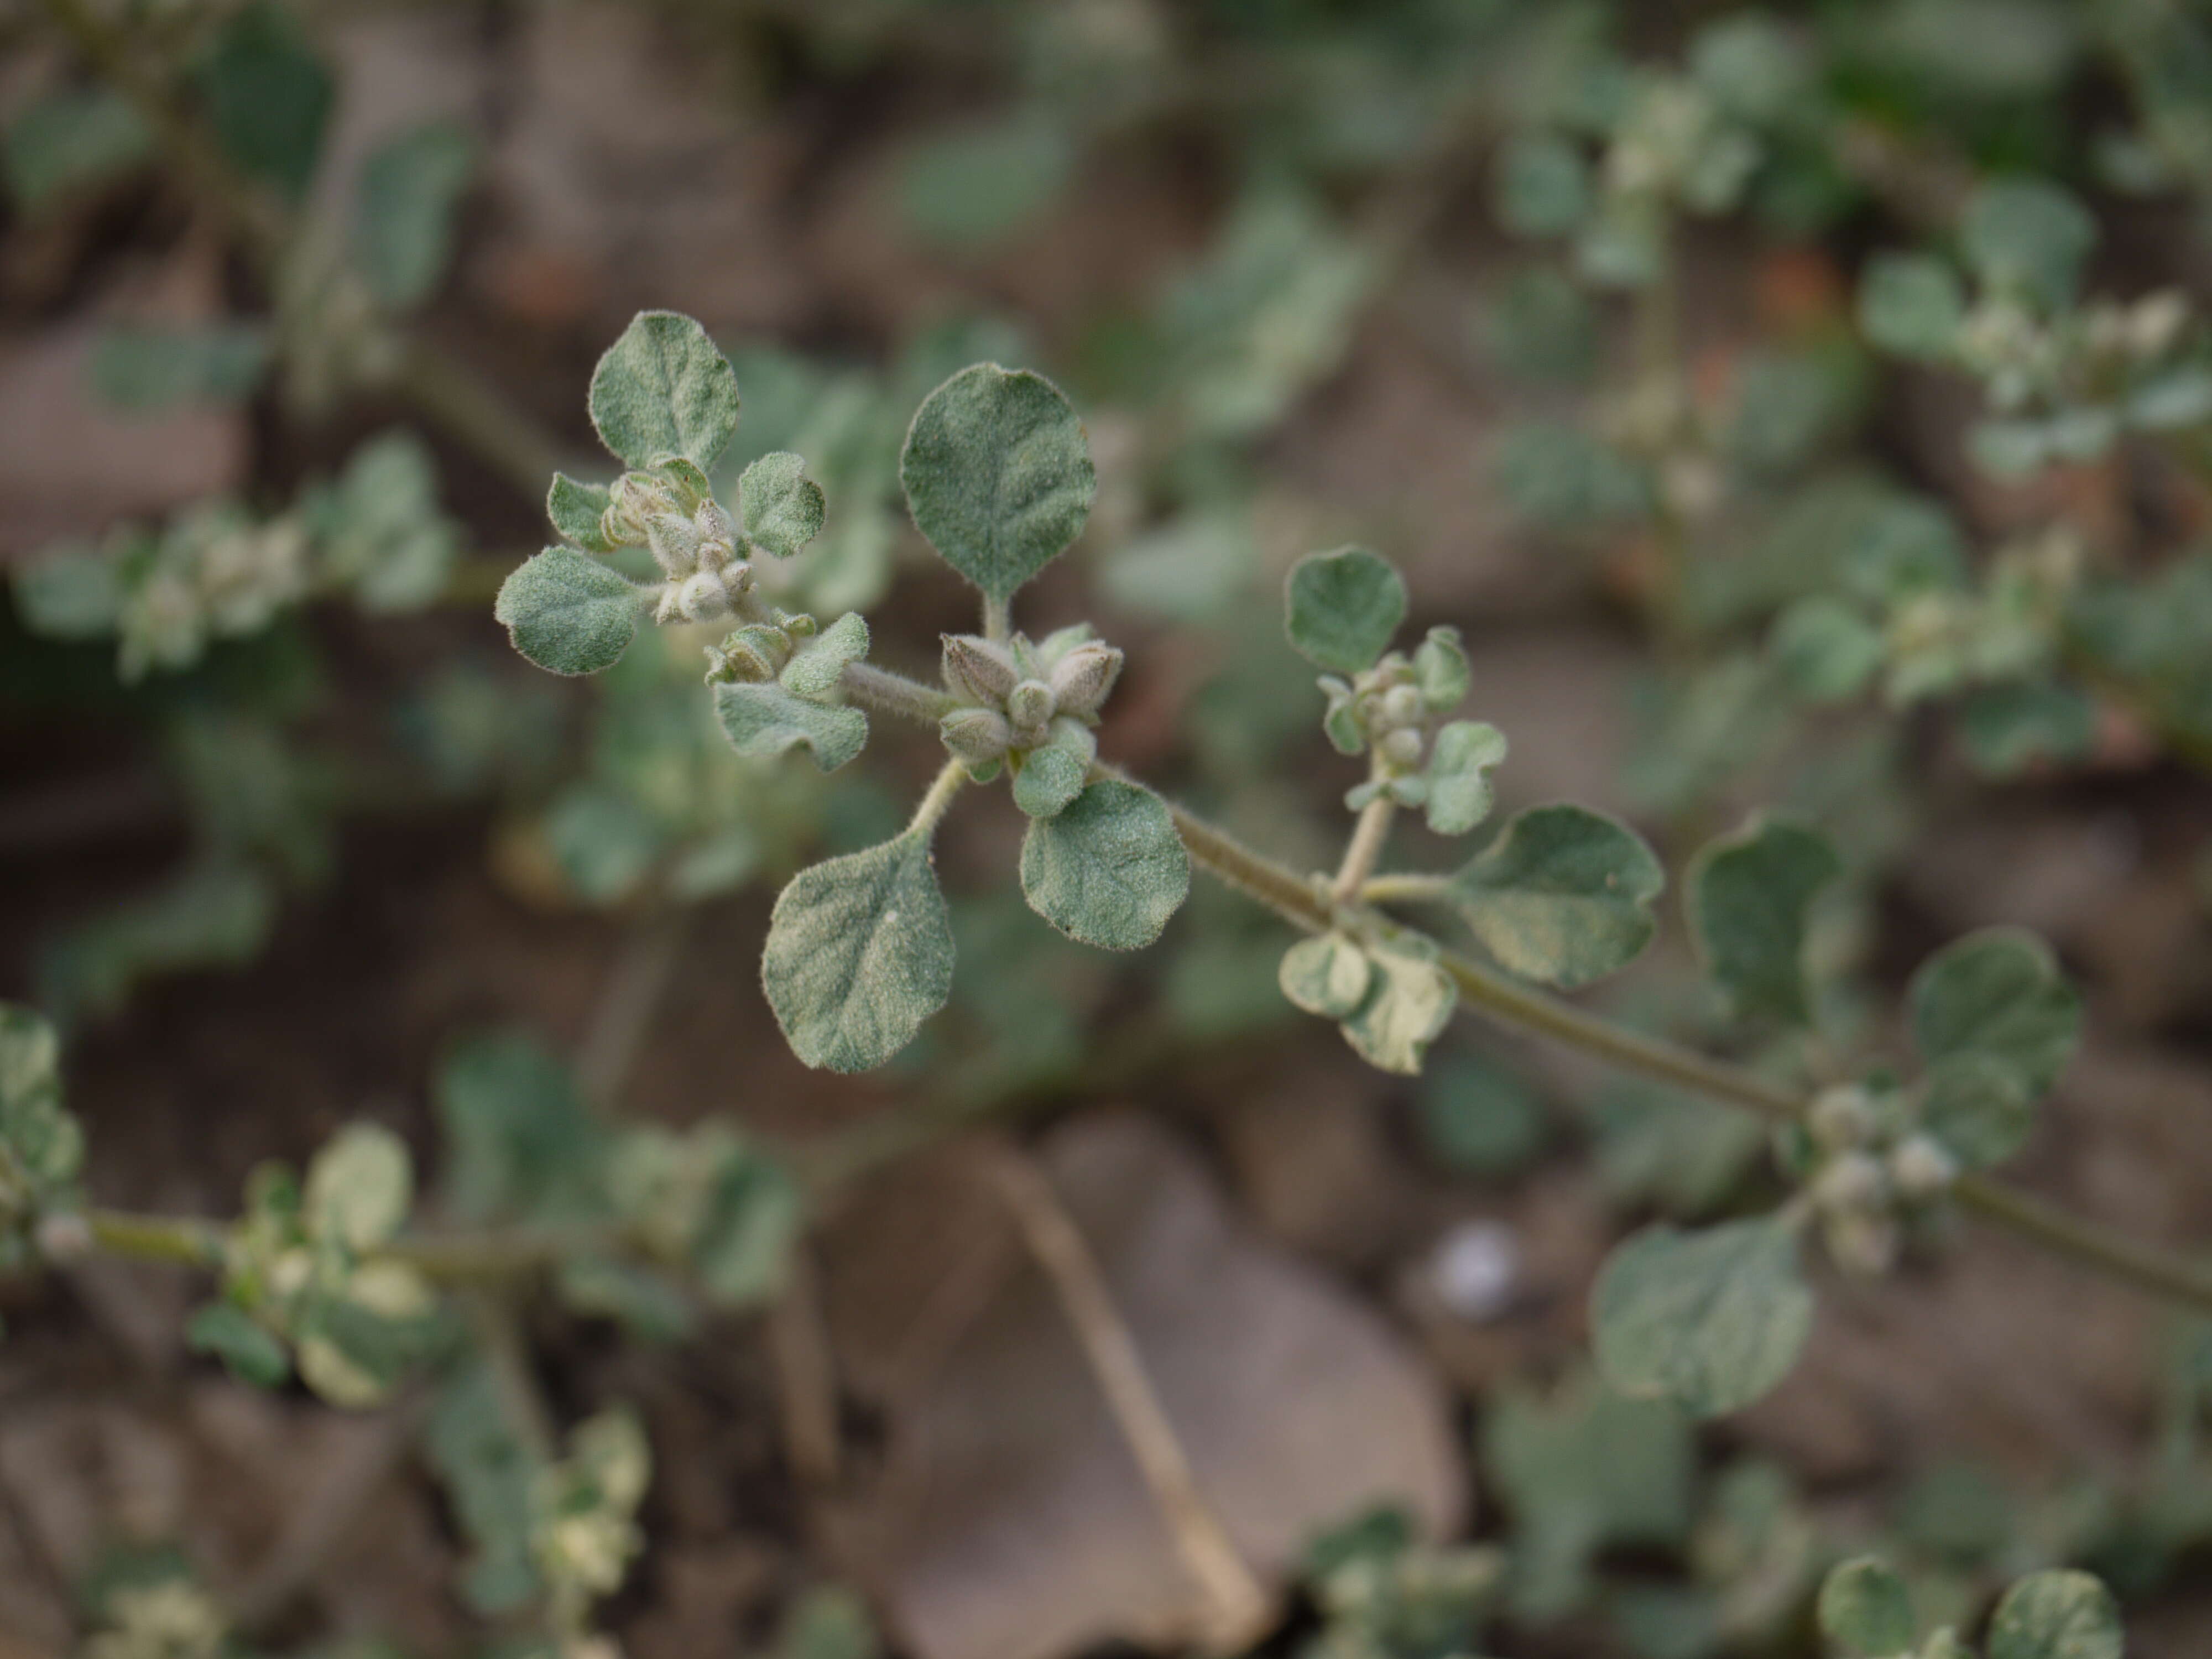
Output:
[
  {"xmin": 1006, "ymin": 679, "xmax": 1057, "ymax": 739},
  {"xmin": 942, "ymin": 634, "xmax": 1022, "ymax": 706},
  {"xmin": 940, "ymin": 705, "xmax": 1014, "ymax": 766},
  {"xmin": 1380, "ymin": 684, "xmax": 1423, "ymax": 729},
  {"xmin": 674, "ymin": 569, "xmax": 734, "ymax": 622},
  {"xmin": 1808, "ymin": 1084, "xmax": 1874, "ymax": 1152},
  {"xmin": 1379, "ymin": 727, "xmax": 1425, "ymax": 769},
  {"xmin": 705, "ymin": 623, "xmax": 791, "ymax": 684},
  {"xmin": 1888, "ymin": 1134, "xmax": 1958, "ymax": 1201},
  {"xmin": 645, "ymin": 510, "xmax": 703, "ymax": 578},
  {"xmin": 1046, "ymin": 641, "xmax": 1124, "ymax": 719},
  {"xmin": 1814, "ymin": 1150, "xmax": 1887, "ymax": 1215},
  {"xmin": 602, "ymin": 473, "xmax": 678, "ymax": 546},
  {"xmin": 692, "ymin": 500, "xmax": 739, "ymax": 570}
]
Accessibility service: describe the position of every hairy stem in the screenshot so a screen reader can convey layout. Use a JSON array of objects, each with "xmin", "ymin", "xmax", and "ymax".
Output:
[
  {"xmin": 1329, "ymin": 792, "xmax": 1397, "ymax": 908},
  {"xmin": 983, "ymin": 594, "xmax": 1011, "ymax": 644},
  {"xmin": 840, "ymin": 661, "xmax": 959, "ymax": 723},
  {"xmin": 1358, "ymin": 873, "xmax": 1453, "ymax": 906},
  {"xmin": 907, "ymin": 758, "xmax": 970, "ymax": 837}
]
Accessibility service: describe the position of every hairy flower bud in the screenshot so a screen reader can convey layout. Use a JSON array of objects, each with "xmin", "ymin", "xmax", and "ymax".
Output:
[
  {"xmin": 1380, "ymin": 684, "xmax": 1423, "ymax": 729},
  {"xmin": 705, "ymin": 623, "xmax": 791, "ymax": 684},
  {"xmin": 940, "ymin": 705, "xmax": 1014, "ymax": 766},
  {"xmin": 692, "ymin": 500, "xmax": 739, "ymax": 571},
  {"xmin": 1807, "ymin": 1084, "xmax": 1874, "ymax": 1152},
  {"xmin": 942, "ymin": 634, "xmax": 1022, "ymax": 706},
  {"xmin": 1047, "ymin": 641, "xmax": 1124, "ymax": 720},
  {"xmin": 1006, "ymin": 679, "xmax": 1057, "ymax": 740},
  {"xmin": 1814, "ymin": 1151, "xmax": 1887, "ymax": 1215},
  {"xmin": 1888, "ymin": 1135, "xmax": 1957, "ymax": 1202},
  {"xmin": 1379, "ymin": 726, "xmax": 1425, "ymax": 769},
  {"xmin": 602, "ymin": 472, "xmax": 679, "ymax": 547}
]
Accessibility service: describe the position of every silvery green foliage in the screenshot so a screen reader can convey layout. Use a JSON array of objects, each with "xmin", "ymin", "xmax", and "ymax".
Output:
[
  {"xmin": 590, "ymin": 311, "xmax": 742, "ymax": 470},
  {"xmin": 937, "ymin": 625, "xmax": 1121, "ymax": 811},
  {"xmin": 1445, "ymin": 805, "xmax": 1666, "ymax": 988},
  {"xmin": 354, "ymin": 121, "xmax": 475, "ymax": 310},
  {"xmin": 762, "ymin": 831, "xmax": 957, "ymax": 1073},
  {"xmin": 1813, "ymin": 1557, "xmax": 2124, "ymax": 1659},
  {"xmin": 899, "ymin": 362, "xmax": 1097, "ymax": 604},
  {"xmin": 1686, "ymin": 815, "xmax": 1842, "ymax": 1025},
  {"xmin": 1287, "ymin": 547, "xmax": 1407, "ymax": 675},
  {"xmin": 13, "ymin": 431, "xmax": 461, "ymax": 680},
  {"xmin": 1910, "ymin": 928, "xmax": 2081, "ymax": 1101},
  {"xmin": 90, "ymin": 322, "xmax": 270, "ymax": 411},
  {"xmin": 194, "ymin": 1, "xmax": 332, "ymax": 204},
  {"xmin": 1302, "ymin": 1527, "xmax": 1505, "ymax": 1659},
  {"xmin": 716, "ymin": 611, "xmax": 872, "ymax": 771},
  {"xmin": 1018, "ymin": 780, "xmax": 1189, "ymax": 950},
  {"xmin": 1281, "ymin": 930, "xmax": 1457, "ymax": 1077},
  {"xmin": 3, "ymin": 85, "xmax": 151, "ymax": 211},
  {"xmin": 200, "ymin": 1124, "xmax": 440, "ymax": 1406},
  {"xmin": 1819, "ymin": 1557, "xmax": 1917, "ymax": 1656},
  {"xmin": 496, "ymin": 547, "xmax": 640, "ymax": 676},
  {"xmin": 531, "ymin": 1408, "xmax": 651, "ymax": 1639},
  {"xmin": 0, "ymin": 1005, "xmax": 85, "ymax": 1268},
  {"xmin": 1591, "ymin": 1215, "xmax": 1815, "ymax": 1417},
  {"xmin": 609, "ymin": 1121, "xmax": 801, "ymax": 1307}
]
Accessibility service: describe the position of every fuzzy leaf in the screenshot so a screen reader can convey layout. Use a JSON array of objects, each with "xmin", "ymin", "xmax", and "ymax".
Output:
[
  {"xmin": 1592, "ymin": 1217, "xmax": 1814, "ymax": 1418},
  {"xmin": 1019, "ymin": 780, "xmax": 1187, "ymax": 950},
  {"xmin": 1424, "ymin": 721, "xmax": 1509, "ymax": 836},
  {"xmin": 1010, "ymin": 743, "xmax": 1089, "ymax": 820},
  {"xmin": 740, "ymin": 451, "xmax": 827, "ymax": 559},
  {"xmin": 762, "ymin": 832, "xmax": 955, "ymax": 1072},
  {"xmin": 590, "ymin": 312, "xmax": 742, "ymax": 469},
  {"xmin": 1448, "ymin": 805, "xmax": 1665, "ymax": 989},
  {"xmin": 1340, "ymin": 938, "xmax": 1457, "ymax": 1076},
  {"xmin": 1919, "ymin": 1051, "xmax": 2034, "ymax": 1168},
  {"xmin": 780, "ymin": 611, "xmax": 870, "ymax": 702},
  {"xmin": 716, "ymin": 682, "xmax": 867, "ymax": 772},
  {"xmin": 195, "ymin": 2, "xmax": 332, "ymax": 202},
  {"xmin": 1413, "ymin": 626, "xmax": 1471, "ymax": 709},
  {"xmin": 900, "ymin": 363, "xmax": 1095, "ymax": 603},
  {"xmin": 1495, "ymin": 131, "xmax": 1591, "ymax": 237},
  {"xmin": 1685, "ymin": 817, "xmax": 1840, "ymax": 1025},
  {"xmin": 1279, "ymin": 933, "xmax": 1373, "ymax": 1020},
  {"xmin": 1817, "ymin": 1558, "xmax": 1916, "ymax": 1656},
  {"xmin": 1909, "ymin": 928, "xmax": 2080, "ymax": 1099},
  {"xmin": 1285, "ymin": 546, "xmax": 1406, "ymax": 673},
  {"xmin": 1858, "ymin": 252, "xmax": 1965, "ymax": 360},
  {"xmin": 1987, "ymin": 1571, "xmax": 2121, "ymax": 1659},
  {"xmin": 1770, "ymin": 596, "xmax": 1885, "ymax": 702},
  {"xmin": 187, "ymin": 1302, "xmax": 292, "ymax": 1389},
  {"xmin": 547, "ymin": 473, "xmax": 614, "ymax": 553},
  {"xmin": 355, "ymin": 121, "xmax": 475, "ymax": 310},
  {"xmin": 3, "ymin": 86, "xmax": 151, "ymax": 211},
  {"xmin": 305, "ymin": 1123, "xmax": 414, "ymax": 1251},
  {"xmin": 1962, "ymin": 180, "xmax": 2097, "ymax": 311},
  {"xmin": 90, "ymin": 325, "xmax": 270, "ymax": 411},
  {"xmin": 494, "ymin": 547, "xmax": 637, "ymax": 675}
]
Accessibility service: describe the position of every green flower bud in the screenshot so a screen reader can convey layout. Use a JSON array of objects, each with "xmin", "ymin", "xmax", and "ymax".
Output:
[
  {"xmin": 602, "ymin": 472, "xmax": 679, "ymax": 547},
  {"xmin": 1888, "ymin": 1135, "xmax": 1957, "ymax": 1202},
  {"xmin": 1380, "ymin": 684, "xmax": 1424, "ymax": 729},
  {"xmin": 1814, "ymin": 1151, "xmax": 1887, "ymax": 1215},
  {"xmin": 1046, "ymin": 640, "xmax": 1124, "ymax": 720},
  {"xmin": 1808, "ymin": 1084, "xmax": 1874, "ymax": 1152},
  {"xmin": 1006, "ymin": 679, "xmax": 1057, "ymax": 739},
  {"xmin": 705, "ymin": 622, "xmax": 790, "ymax": 684},
  {"xmin": 940, "ymin": 705, "xmax": 1014, "ymax": 766},
  {"xmin": 942, "ymin": 633, "xmax": 1022, "ymax": 706},
  {"xmin": 1379, "ymin": 726, "xmax": 1425, "ymax": 769}
]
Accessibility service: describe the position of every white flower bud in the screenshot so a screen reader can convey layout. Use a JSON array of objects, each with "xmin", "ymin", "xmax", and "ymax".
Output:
[
  {"xmin": 1006, "ymin": 679, "xmax": 1057, "ymax": 739},
  {"xmin": 602, "ymin": 472, "xmax": 678, "ymax": 546},
  {"xmin": 692, "ymin": 500, "xmax": 739, "ymax": 570},
  {"xmin": 1380, "ymin": 684, "xmax": 1423, "ymax": 729},
  {"xmin": 942, "ymin": 634, "xmax": 1022, "ymax": 706},
  {"xmin": 1380, "ymin": 727, "xmax": 1425, "ymax": 769},
  {"xmin": 1888, "ymin": 1134, "xmax": 1958, "ymax": 1202},
  {"xmin": 675, "ymin": 570, "xmax": 733, "ymax": 622},
  {"xmin": 1814, "ymin": 1150, "xmax": 1887, "ymax": 1215},
  {"xmin": 940, "ymin": 705, "xmax": 1014, "ymax": 766},
  {"xmin": 1808, "ymin": 1084, "xmax": 1874, "ymax": 1152},
  {"xmin": 1046, "ymin": 641, "xmax": 1124, "ymax": 719},
  {"xmin": 645, "ymin": 510, "xmax": 703, "ymax": 578}
]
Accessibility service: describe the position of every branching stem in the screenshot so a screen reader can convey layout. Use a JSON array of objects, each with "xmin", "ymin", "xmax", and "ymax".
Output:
[
  {"xmin": 839, "ymin": 662, "xmax": 959, "ymax": 723},
  {"xmin": 1329, "ymin": 792, "xmax": 1397, "ymax": 907}
]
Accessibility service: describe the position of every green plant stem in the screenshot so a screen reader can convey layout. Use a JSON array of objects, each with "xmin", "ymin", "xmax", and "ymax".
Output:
[
  {"xmin": 1329, "ymin": 792, "xmax": 1397, "ymax": 907},
  {"xmin": 1358, "ymin": 873, "xmax": 1452, "ymax": 906},
  {"xmin": 983, "ymin": 595, "xmax": 1012, "ymax": 643},
  {"xmin": 87, "ymin": 1208, "xmax": 226, "ymax": 1267},
  {"xmin": 908, "ymin": 758, "xmax": 970, "ymax": 836},
  {"xmin": 839, "ymin": 661, "xmax": 958, "ymax": 723}
]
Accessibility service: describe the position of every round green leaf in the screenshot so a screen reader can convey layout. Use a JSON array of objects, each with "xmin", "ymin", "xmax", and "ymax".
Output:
[
  {"xmin": 1961, "ymin": 180, "xmax": 2097, "ymax": 311},
  {"xmin": 589, "ymin": 311, "xmax": 742, "ymax": 469},
  {"xmin": 187, "ymin": 1301, "xmax": 292, "ymax": 1389},
  {"xmin": 547, "ymin": 472, "xmax": 614, "ymax": 553},
  {"xmin": 1591, "ymin": 1217, "xmax": 1814, "ymax": 1418},
  {"xmin": 899, "ymin": 363, "xmax": 1095, "ymax": 603},
  {"xmin": 761, "ymin": 831, "xmax": 955, "ymax": 1072},
  {"xmin": 305, "ymin": 1122, "xmax": 414, "ymax": 1251},
  {"xmin": 1919, "ymin": 1051, "xmax": 2034, "ymax": 1168},
  {"xmin": 1340, "ymin": 939, "xmax": 1456, "ymax": 1076},
  {"xmin": 716, "ymin": 682, "xmax": 867, "ymax": 773},
  {"xmin": 1448, "ymin": 804, "xmax": 1665, "ymax": 989},
  {"xmin": 1011, "ymin": 743, "xmax": 1088, "ymax": 820},
  {"xmin": 1285, "ymin": 546, "xmax": 1407, "ymax": 673},
  {"xmin": 1770, "ymin": 596, "xmax": 1885, "ymax": 702},
  {"xmin": 494, "ymin": 547, "xmax": 638, "ymax": 676},
  {"xmin": 1817, "ymin": 1557, "xmax": 1916, "ymax": 1656},
  {"xmin": 1423, "ymin": 721, "xmax": 1509, "ymax": 836},
  {"xmin": 1684, "ymin": 816, "xmax": 1841, "ymax": 1026},
  {"xmin": 1909, "ymin": 928, "xmax": 2080, "ymax": 1099},
  {"xmin": 1987, "ymin": 1570, "xmax": 2122, "ymax": 1659},
  {"xmin": 1279, "ymin": 933, "xmax": 1373, "ymax": 1019},
  {"xmin": 1019, "ymin": 780, "xmax": 1188, "ymax": 950},
  {"xmin": 739, "ymin": 451, "xmax": 827, "ymax": 559},
  {"xmin": 779, "ymin": 611, "xmax": 870, "ymax": 702},
  {"xmin": 1857, "ymin": 252, "xmax": 1965, "ymax": 361},
  {"xmin": 1495, "ymin": 130, "xmax": 1591, "ymax": 238}
]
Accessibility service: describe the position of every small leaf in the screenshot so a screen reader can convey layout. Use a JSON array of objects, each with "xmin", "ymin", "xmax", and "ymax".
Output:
[
  {"xmin": 1413, "ymin": 625, "xmax": 1471, "ymax": 709},
  {"xmin": 1961, "ymin": 180, "xmax": 2098, "ymax": 311},
  {"xmin": 1919, "ymin": 1051, "xmax": 2034, "ymax": 1168},
  {"xmin": 90, "ymin": 324, "xmax": 270, "ymax": 411},
  {"xmin": 354, "ymin": 121, "xmax": 476, "ymax": 310},
  {"xmin": 494, "ymin": 547, "xmax": 638, "ymax": 675},
  {"xmin": 1591, "ymin": 1217, "xmax": 1814, "ymax": 1418},
  {"xmin": 1423, "ymin": 721, "xmax": 1509, "ymax": 836},
  {"xmin": 195, "ymin": 2, "xmax": 332, "ymax": 202},
  {"xmin": 1285, "ymin": 546, "xmax": 1406, "ymax": 673},
  {"xmin": 1817, "ymin": 1557, "xmax": 1916, "ymax": 1656},
  {"xmin": 900, "ymin": 363, "xmax": 1095, "ymax": 603},
  {"xmin": 187, "ymin": 1302, "xmax": 291, "ymax": 1389},
  {"xmin": 3, "ymin": 86, "xmax": 151, "ymax": 212},
  {"xmin": 589, "ymin": 311, "xmax": 742, "ymax": 469},
  {"xmin": 716, "ymin": 682, "xmax": 867, "ymax": 773},
  {"xmin": 761, "ymin": 831, "xmax": 955, "ymax": 1072},
  {"xmin": 547, "ymin": 473, "xmax": 614, "ymax": 553},
  {"xmin": 305, "ymin": 1122, "xmax": 414, "ymax": 1251},
  {"xmin": 1685, "ymin": 816, "xmax": 1841, "ymax": 1025},
  {"xmin": 1279, "ymin": 934, "xmax": 1373, "ymax": 1019},
  {"xmin": 1019, "ymin": 780, "xmax": 1188, "ymax": 950},
  {"xmin": 739, "ymin": 451, "xmax": 827, "ymax": 559},
  {"xmin": 1340, "ymin": 937, "xmax": 1457, "ymax": 1076},
  {"xmin": 1770, "ymin": 596, "xmax": 1885, "ymax": 702},
  {"xmin": 1858, "ymin": 252, "xmax": 1966, "ymax": 360},
  {"xmin": 1910, "ymin": 928, "xmax": 2080, "ymax": 1099},
  {"xmin": 780, "ymin": 611, "xmax": 870, "ymax": 702},
  {"xmin": 1986, "ymin": 1570, "xmax": 2122, "ymax": 1659},
  {"xmin": 1447, "ymin": 805, "xmax": 1665, "ymax": 989},
  {"xmin": 1495, "ymin": 131, "xmax": 1591, "ymax": 237},
  {"xmin": 1011, "ymin": 743, "xmax": 1088, "ymax": 820}
]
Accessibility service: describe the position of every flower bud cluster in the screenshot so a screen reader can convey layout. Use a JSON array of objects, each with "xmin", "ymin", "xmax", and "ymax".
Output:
[
  {"xmin": 601, "ymin": 468, "xmax": 757, "ymax": 626},
  {"xmin": 1318, "ymin": 627, "xmax": 1470, "ymax": 806},
  {"xmin": 117, "ymin": 507, "xmax": 313, "ymax": 682},
  {"xmin": 83, "ymin": 1578, "xmax": 227, "ymax": 1659},
  {"xmin": 937, "ymin": 625, "xmax": 1124, "ymax": 782},
  {"xmin": 1797, "ymin": 1082, "xmax": 1959, "ymax": 1277},
  {"xmin": 1957, "ymin": 287, "xmax": 2200, "ymax": 423},
  {"xmin": 533, "ymin": 1410, "xmax": 650, "ymax": 1642},
  {"xmin": 703, "ymin": 609, "xmax": 821, "ymax": 685}
]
